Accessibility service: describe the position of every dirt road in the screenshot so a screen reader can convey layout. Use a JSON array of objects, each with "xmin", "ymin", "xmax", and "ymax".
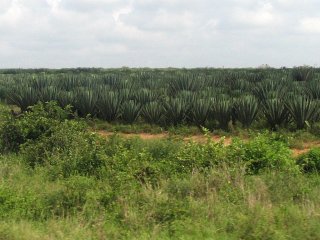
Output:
[{"xmin": 96, "ymin": 130, "xmax": 320, "ymax": 157}]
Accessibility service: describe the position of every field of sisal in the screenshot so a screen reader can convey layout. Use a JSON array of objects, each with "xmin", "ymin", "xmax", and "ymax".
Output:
[{"xmin": 0, "ymin": 68, "xmax": 320, "ymax": 239}]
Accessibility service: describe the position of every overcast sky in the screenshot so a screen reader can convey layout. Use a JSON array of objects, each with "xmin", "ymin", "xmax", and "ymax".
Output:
[{"xmin": 0, "ymin": 0, "xmax": 320, "ymax": 68}]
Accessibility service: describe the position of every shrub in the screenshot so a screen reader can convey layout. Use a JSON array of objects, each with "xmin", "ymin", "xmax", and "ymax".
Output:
[
  {"xmin": 239, "ymin": 133, "xmax": 296, "ymax": 174},
  {"xmin": 21, "ymin": 120, "xmax": 105, "ymax": 177},
  {"xmin": 0, "ymin": 106, "xmax": 23, "ymax": 153},
  {"xmin": 17, "ymin": 101, "xmax": 72, "ymax": 141},
  {"xmin": 170, "ymin": 138, "xmax": 228, "ymax": 175},
  {"xmin": 0, "ymin": 120, "xmax": 24, "ymax": 153},
  {"xmin": 297, "ymin": 148, "xmax": 320, "ymax": 173},
  {"xmin": 101, "ymin": 144, "xmax": 161, "ymax": 189},
  {"xmin": 0, "ymin": 102, "xmax": 72, "ymax": 153}
]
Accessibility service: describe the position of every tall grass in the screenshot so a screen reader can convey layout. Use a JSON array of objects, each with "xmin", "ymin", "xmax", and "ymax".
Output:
[{"xmin": 0, "ymin": 154, "xmax": 320, "ymax": 239}]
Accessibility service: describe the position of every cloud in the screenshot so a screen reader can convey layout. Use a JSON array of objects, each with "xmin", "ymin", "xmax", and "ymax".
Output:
[
  {"xmin": 233, "ymin": 2, "xmax": 278, "ymax": 27},
  {"xmin": 299, "ymin": 17, "xmax": 320, "ymax": 33},
  {"xmin": 123, "ymin": 9, "xmax": 198, "ymax": 32},
  {"xmin": 0, "ymin": 0, "xmax": 24, "ymax": 25},
  {"xmin": 112, "ymin": 4, "xmax": 133, "ymax": 22},
  {"xmin": 0, "ymin": 0, "xmax": 320, "ymax": 68}
]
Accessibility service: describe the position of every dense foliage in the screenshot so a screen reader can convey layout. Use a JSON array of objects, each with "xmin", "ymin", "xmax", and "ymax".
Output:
[
  {"xmin": 297, "ymin": 147, "xmax": 320, "ymax": 173},
  {"xmin": 1, "ymin": 67, "xmax": 320, "ymax": 130},
  {"xmin": 0, "ymin": 103, "xmax": 320, "ymax": 239}
]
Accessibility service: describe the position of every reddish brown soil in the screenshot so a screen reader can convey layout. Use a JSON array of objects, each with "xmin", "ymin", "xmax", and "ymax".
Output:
[
  {"xmin": 291, "ymin": 141, "xmax": 320, "ymax": 157},
  {"xmin": 97, "ymin": 131, "xmax": 168, "ymax": 140},
  {"xmin": 96, "ymin": 130, "xmax": 320, "ymax": 157},
  {"xmin": 97, "ymin": 130, "xmax": 232, "ymax": 144}
]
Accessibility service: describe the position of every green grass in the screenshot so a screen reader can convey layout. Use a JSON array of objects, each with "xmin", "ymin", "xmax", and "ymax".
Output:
[{"xmin": 0, "ymin": 153, "xmax": 320, "ymax": 239}]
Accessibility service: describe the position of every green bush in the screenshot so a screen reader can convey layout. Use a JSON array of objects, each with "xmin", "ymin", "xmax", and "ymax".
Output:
[
  {"xmin": 21, "ymin": 120, "xmax": 105, "ymax": 177},
  {"xmin": 0, "ymin": 102, "xmax": 72, "ymax": 153},
  {"xmin": 17, "ymin": 101, "xmax": 72, "ymax": 141},
  {"xmin": 0, "ymin": 120, "xmax": 23, "ymax": 153},
  {"xmin": 101, "ymin": 144, "xmax": 161, "ymax": 189},
  {"xmin": 297, "ymin": 148, "xmax": 320, "ymax": 173},
  {"xmin": 0, "ymin": 106, "xmax": 23, "ymax": 153},
  {"xmin": 172, "ymin": 139, "xmax": 227, "ymax": 175},
  {"xmin": 239, "ymin": 133, "xmax": 296, "ymax": 174}
]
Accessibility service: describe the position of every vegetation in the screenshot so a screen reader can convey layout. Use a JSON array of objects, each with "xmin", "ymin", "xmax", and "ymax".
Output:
[
  {"xmin": 1, "ymin": 67, "xmax": 320, "ymax": 239},
  {"xmin": 297, "ymin": 147, "xmax": 320, "ymax": 173},
  {"xmin": 1, "ymin": 67, "xmax": 320, "ymax": 131},
  {"xmin": 0, "ymin": 102, "xmax": 320, "ymax": 239}
]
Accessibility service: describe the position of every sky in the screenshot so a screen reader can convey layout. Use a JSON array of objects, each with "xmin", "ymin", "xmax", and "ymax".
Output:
[{"xmin": 0, "ymin": 0, "xmax": 320, "ymax": 68}]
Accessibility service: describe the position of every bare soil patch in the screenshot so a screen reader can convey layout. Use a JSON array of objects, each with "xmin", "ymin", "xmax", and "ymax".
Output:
[
  {"xmin": 97, "ymin": 130, "xmax": 233, "ymax": 145},
  {"xmin": 292, "ymin": 141, "xmax": 320, "ymax": 157},
  {"xmin": 97, "ymin": 130, "xmax": 320, "ymax": 157}
]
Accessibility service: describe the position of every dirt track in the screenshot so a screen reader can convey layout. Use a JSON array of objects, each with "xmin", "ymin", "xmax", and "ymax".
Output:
[
  {"xmin": 97, "ymin": 130, "xmax": 320, "ymax": 157},
  {"xmin": 97, "ymin": 130, "xmax": 233, "ymax": 144}
]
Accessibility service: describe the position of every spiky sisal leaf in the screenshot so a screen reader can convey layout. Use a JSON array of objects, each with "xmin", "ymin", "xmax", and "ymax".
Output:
[
  {"xmin": 164, "ymin": 98, "xmax": 190, "ymax": 126},
  {"xmin": 262, "ymin": 98, "xmax": 289, "ymax": 130},
  {"xmin": 168, "ymin": 75, "xmax": 203, "ymax": 95},
  {"xmin": 97, "ymin": 91, "xmax": 123, "ymax": 122},
  {"xmin": 211, "ymin": 98, "xmax": 232, "ymax": 130},
  {"xmin": 234, "ymin": 95, "xmax": 259, "ymax": 128},
  {"xmin": 57, "ymin": 91, "xmax": 75, "ymax": 108},
  {"xmin": 121, "ymin": 100, "xmax": 142, "ymax": 124},
  {"xmin": 253, "ymin": 79, "xmax": 287, "ymax": 102},
  {"xmin": 189, "ymin": 99, "xmax": 211, "ymax": 127},
  {"xmin": 73, "ymin": 89, "xmax": 98, "ymax": 117},
  {"xmin": 141, "ymin": 101, "xmax": 164, "ymax": 124},
  {"xmin": 286, "ymin": 96, "xmax": 319, "ymax": 129},
  {"xmin": 133, "ymin": 88, "xmax": 159, "ymax": 104},
  {"xmin": 292, "ymin": 66, "xmax": 314, "ymax": 82},
  {"xmin": 7, "ymin": 86, "xmax": 39, "ymax": 111},
  {"xmin": 39, "ymin": 86, "xmax": 60, "ymax": 103},
  {"xmin": 305, "ymin": 80, "xmax": 320, "ymax": 99}
]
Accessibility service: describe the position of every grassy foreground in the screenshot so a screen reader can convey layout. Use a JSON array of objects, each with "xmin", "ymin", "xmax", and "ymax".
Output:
[{"xmin": 1, "ymin": 102, "xmax": 320, "ymax": 239}]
